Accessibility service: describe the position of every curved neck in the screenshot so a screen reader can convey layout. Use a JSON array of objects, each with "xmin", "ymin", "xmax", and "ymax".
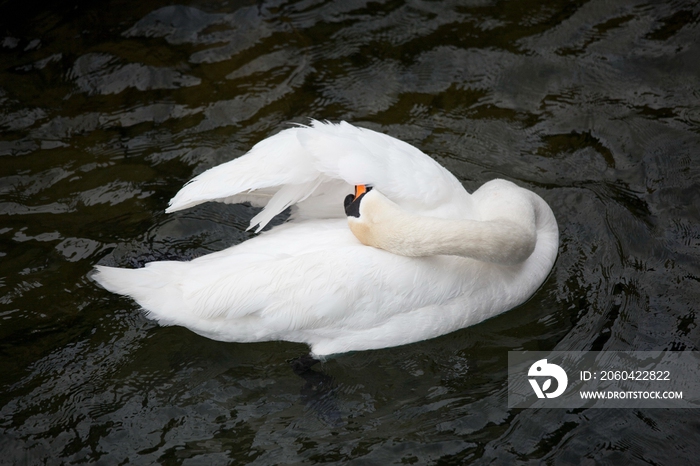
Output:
[{"xmin": 348, "ymin": 189, "xmax": 540, "ymax": 266}]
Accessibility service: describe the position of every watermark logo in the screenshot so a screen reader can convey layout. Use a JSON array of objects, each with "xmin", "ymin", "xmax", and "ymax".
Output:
[
  {"xmin": 509, "ymin": 351, "xmax": 698, "ymax": 408},
  {"xmin": 528, "ymin": 359, "xmax": 568, "ymax": 398}
]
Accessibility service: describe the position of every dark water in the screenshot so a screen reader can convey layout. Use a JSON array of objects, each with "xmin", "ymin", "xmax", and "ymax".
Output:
[{"xmin": 1, "ymin": 0, "xmax": 699, "ymax": 463}]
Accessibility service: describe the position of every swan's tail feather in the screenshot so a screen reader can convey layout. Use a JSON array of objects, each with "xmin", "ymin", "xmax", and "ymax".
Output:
[
  {"xmin": 93, "ymin": 265, "xmax": 185, "ymax": 325},
  {"xmin": 93, "ymin": 265, "xmax": 146, "ymax": 295}
]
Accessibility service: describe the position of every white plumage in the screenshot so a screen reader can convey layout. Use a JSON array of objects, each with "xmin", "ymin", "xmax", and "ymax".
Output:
[{"xmin": 94, "ymin": 120, "xmax": 558, "ymax": 357}]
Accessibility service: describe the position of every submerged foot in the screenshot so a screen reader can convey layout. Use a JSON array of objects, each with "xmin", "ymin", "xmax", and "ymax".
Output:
[
  {"xmin": 289, "ymin": 353, "xmax": 321, "ymax": 375},
  {"xmin": 289, "ymin": 354, "xmax": 344, "ymax": 427}
]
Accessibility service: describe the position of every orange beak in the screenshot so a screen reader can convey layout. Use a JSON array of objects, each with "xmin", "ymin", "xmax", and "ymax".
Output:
[{"xmin": 355, "ymin": 185, "xmax": 367, "ymax": 197}]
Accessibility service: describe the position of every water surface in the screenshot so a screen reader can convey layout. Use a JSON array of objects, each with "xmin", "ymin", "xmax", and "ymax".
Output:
[{"xmin": 1, "ymin": 0, "xmax": 700, "ymax": 464}]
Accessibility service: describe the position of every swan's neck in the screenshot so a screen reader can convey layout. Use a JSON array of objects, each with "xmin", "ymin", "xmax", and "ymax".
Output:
[{"xmin": 347, "ymin": 189, "xmax": 538, "ymax": 266}]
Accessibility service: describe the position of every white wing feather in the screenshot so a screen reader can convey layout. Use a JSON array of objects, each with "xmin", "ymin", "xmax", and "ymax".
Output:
[{"xmin": 166, "ymin": 121, "xmax": 475, "ymax": 232}]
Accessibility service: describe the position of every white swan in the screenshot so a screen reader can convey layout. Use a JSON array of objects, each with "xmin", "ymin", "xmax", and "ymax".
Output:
[{"xmin": 94, "ymin": 120, "xmax": 558, "ymax": 357}]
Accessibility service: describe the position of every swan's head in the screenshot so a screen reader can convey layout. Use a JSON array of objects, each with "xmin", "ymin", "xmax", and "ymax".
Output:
[
  {"xmin": 343, "ymin": 184, "xmax": 372, "ymax": 219},
  {"xmin": 345, "ymin": 185, "xmax": 407, "ymax": 252}
]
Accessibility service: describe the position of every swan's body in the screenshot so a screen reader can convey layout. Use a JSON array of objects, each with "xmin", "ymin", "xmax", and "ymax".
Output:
[{"xmin": 94, "ymin": 121, "xmax": 558, "ymax": 357}]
